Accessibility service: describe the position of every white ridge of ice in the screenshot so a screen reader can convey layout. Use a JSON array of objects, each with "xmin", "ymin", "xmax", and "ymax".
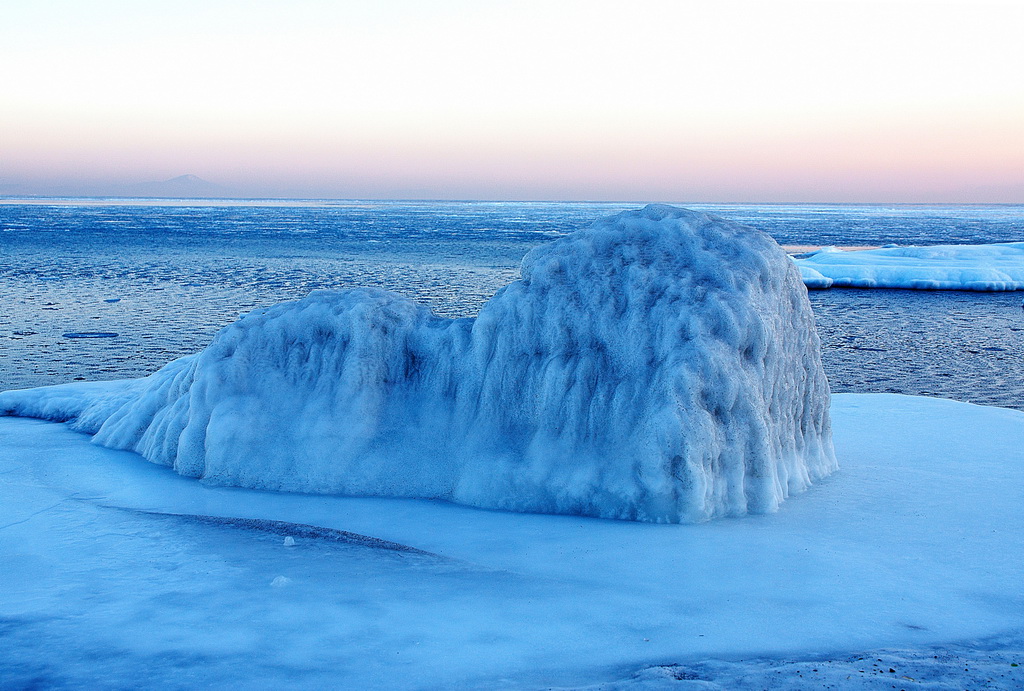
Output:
[
  {"xmin": 793, "ymin": 242, "xmax": 1024, "ymax": 291},
  {"xmin": 0, "ymin": 205, "xmax": 835, "ymax": 523}
]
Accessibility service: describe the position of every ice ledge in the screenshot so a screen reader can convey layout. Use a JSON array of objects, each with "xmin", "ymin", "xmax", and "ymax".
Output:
[{"xmin": 793, "ymin": 242, "xmax": 1024, "ymax": 291}]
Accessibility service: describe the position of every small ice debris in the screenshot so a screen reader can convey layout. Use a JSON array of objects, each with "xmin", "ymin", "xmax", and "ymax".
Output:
[
  {"xmin": 62, "ymin": 332, "xmax": 119, "ymax": 339},
  {"xmin": 270, "ymin": 576, "xmax": 290, "ymax": 587},
  {"xmin": 283, "ymin": 536, "xmax": 296, "ymax": 547}
]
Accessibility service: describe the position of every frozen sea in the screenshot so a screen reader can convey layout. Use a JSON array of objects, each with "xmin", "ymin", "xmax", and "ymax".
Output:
[
  {"xmin": 3, "ymin": 199, "xmax": 1024, "ymax": 689},
  {"xmin": 2, "ymin": 199, "xmax": 1024, "ymax": 408}
]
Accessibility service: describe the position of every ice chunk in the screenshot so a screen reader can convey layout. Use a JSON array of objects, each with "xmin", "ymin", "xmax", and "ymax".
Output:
[
  {"xmin": 793, "ymin": 242, "xmax": 1024, "ymax": 291},
  {"xmin": 0, "ymin": 205, "xmax": 835, "ymax": 523},
  {"xmin": 797, "ymin": 264, "xmax": 834, "ymax": 290}
]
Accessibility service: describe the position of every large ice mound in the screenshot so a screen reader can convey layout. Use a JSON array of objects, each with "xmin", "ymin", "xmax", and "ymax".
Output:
[
  {"xmin": 794, "ymin": 242, "xmax": 1024, "ymax": 291},
  {"xmin": 0, "ymin": 205, "xmax": 836, "ymax": 522}
]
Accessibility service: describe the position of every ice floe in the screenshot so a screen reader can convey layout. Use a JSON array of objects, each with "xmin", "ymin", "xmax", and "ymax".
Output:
[
  {"xmin": 794, "ymin": 242, "xmax": 1024, "ymax": 291},
  {"xmin": 61, "ymin": 332, "xmax": 119, "ymax": 339}
]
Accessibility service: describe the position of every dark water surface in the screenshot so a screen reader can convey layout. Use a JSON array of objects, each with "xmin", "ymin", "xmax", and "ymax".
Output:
[{"xmin": 2, "ymin": 199, "xmax": 1023, "ymax": 408}]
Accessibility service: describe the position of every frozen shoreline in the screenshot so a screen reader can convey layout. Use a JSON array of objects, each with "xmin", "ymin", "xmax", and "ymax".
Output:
[{"xmin": 2, "ymin": 393, "xmax": 1021, "ymax": 689}]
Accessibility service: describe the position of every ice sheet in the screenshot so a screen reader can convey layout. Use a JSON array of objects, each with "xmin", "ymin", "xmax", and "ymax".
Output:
[
  {"xmin": 794, "ymin": 243, "xmax": 1024, "ymax": 290},
  {"xmin": 0, "ymin": 394, "xmax": 1021, "ymax": 688}
]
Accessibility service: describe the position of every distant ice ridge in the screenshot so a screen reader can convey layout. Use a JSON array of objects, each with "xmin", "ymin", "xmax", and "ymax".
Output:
[
  {"xmin": 795, "ymin": 242, "xmax": 1024, "ymax": 290},
  {"xmin": 0, "ymin": 205, "xmax": 835, "ymax": 522}
]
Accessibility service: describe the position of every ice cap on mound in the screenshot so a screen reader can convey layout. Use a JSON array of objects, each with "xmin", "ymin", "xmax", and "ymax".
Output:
[{"xmin": 0, "ymin": 205, "xmax": 836, "ymax": 523}]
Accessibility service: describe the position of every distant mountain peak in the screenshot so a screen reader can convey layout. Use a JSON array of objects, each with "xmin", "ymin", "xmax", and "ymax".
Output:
[{"xmin": 123, "ymin": 174, "xmax": 232, "ymax": 198}]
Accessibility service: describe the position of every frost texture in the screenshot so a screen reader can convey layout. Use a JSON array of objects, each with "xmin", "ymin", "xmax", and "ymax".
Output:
[
  {"xmin": 0, "ymin": 205, "xmax": 835, "ymax": 522},
  {"xmin": 794, "ymin": 242, "xmax": 1024, "ymax": 291}
]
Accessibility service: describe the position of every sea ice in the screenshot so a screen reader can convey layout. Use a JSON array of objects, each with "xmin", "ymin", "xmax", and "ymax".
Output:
[
  {"xmin": 0, "ymin": 394, "xmax": 1022, "ymax": 689},
  {"xmin": 0, "ymin": 205, "xmax": 835, "ymax": 522},
  {"xmin": 61, "ymin": 332, "xmax": 119, "ymax": 339},
  {"xmin": 793, "ymin": 242, "xmax": 1024, "ymax": 290}
]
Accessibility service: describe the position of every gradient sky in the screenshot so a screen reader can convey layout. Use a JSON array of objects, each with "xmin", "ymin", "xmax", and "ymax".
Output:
[{"xmin": 2, "ymin": 0, "xmax": 1022, "ymax": 202}]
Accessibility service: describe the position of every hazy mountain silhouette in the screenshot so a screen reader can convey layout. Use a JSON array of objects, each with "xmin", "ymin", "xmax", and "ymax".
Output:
[{"xmin": 120, "ymin": 174, "xmax": 233, "ymax": 198}]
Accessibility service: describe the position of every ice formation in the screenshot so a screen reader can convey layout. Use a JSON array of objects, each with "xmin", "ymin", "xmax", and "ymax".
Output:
[
  {"xmin": 793, "ymin": 242, "xmax": 1024, "ymax": 290},
  {"xmin": 0, "ymin": 205, "xmax": 835, "ymax": 522}
]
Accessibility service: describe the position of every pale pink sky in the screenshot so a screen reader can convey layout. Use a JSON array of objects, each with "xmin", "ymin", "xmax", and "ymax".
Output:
[{"xmin": 2, "ymin": 0, "xmax": 1022, "ymax": 202}]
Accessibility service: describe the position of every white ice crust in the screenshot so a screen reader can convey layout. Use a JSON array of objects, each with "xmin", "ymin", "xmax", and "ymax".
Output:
[
  {"xmin": 794, "ymin": 242, "xmax": 1024, "ymax": 290},
  {"xmin": 2, "ymin": 394, "xmax": 1022, "ymax": 689},
  {"xmin": 1, "ymin": 205, "xmax": 835, "ymax": 522}
]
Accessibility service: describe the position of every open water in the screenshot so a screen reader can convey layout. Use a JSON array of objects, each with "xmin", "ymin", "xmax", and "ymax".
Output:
[{"xmin": 2, "ymin": 199, "xmax": 1023, "ymax": 408}]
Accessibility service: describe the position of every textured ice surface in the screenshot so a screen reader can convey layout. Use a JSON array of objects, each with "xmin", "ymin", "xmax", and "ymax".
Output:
[
  {"xmin": 795, "ymin": 242, "xmax": 1024, "ymax": 290},
  {"xmin": 0, "ymin": 205, "xmax": 835, "ymax": 522}
]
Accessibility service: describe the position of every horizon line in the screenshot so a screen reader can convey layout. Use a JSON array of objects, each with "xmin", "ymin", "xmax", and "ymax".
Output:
[{"xmin": 1, "ymin": 195, "xmax": 1021, "ymax": 207}]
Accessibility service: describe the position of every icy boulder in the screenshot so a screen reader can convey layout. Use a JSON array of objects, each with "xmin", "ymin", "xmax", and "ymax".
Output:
[{"xmin": 0, "ymin": 205, "xmax": 836, "ymax": 522}]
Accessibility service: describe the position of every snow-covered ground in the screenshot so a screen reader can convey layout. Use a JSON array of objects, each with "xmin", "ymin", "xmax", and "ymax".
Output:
[
  {"xmin": 794, "ymin": 243, "xmax": 1024, "ymax": 290},
  {"xmin": 2, "ymin": 394, "xmax": 1022, "ymax": 689}
]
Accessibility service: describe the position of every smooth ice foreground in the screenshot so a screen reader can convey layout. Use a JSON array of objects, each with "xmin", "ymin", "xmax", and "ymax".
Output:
[
  {"xmin": 0, "ymin": 205, "xmax": 835, "ymax": 522},
  {"xmin": 1, "ymin": 394, "xmax": 1022, "ymax": 689},
  {"xmin": 794, "ymin": 242, "xmax": 1024, "ymax": 290}
]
